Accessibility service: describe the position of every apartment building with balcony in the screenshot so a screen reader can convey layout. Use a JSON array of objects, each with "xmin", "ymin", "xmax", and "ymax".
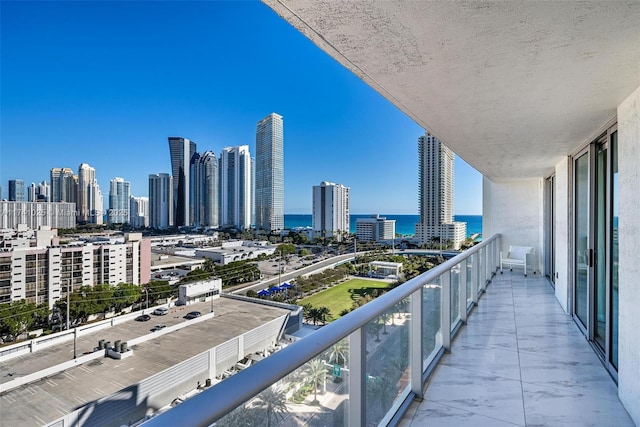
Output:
[
  {"xmin": 0, "ymin": 230, "xmax": 151, "ymax": 307},
  {"xmin": 142, "ymin": 2, "xmax": 640, "ymax": 427}
]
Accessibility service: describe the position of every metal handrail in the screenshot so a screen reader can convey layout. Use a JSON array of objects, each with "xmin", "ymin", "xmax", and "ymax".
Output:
[{"xmin": 143, "ymin": 234, "xmax": 500, "ymax": 427}]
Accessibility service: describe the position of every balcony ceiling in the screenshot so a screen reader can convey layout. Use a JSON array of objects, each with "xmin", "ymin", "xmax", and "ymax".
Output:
[{"xmin": 264, "ymin": 1, "xmax": 640, "ymax": 181}]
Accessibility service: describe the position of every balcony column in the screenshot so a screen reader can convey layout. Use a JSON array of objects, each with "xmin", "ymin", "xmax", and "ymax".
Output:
[
  {"xmin": 410, "ymin": 288, "xmax": 424, "ymax": 400},
  {"xmin": 348, "ymin": 328, "xmax": 365, "ymax": 426}
]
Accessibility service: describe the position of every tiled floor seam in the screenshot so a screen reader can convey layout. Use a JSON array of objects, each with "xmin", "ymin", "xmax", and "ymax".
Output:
[{"xmin": 506, "ymin": 274, "xmax": 529, "ymax": 426}]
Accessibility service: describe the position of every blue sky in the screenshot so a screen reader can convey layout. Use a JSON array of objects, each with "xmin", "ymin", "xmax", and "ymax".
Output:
[{"xmin": 0, "ymin": 1, "xmax": 481, "ymax": 215}]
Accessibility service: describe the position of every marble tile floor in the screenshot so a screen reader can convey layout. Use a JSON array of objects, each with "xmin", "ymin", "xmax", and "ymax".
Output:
[{"xmin": 399, "ymin": 271, "xmax": 635, "ymax": 427}]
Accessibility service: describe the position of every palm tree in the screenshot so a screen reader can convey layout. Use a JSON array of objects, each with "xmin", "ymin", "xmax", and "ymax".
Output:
[
  {"xmin": 254, "ymin": 385, "xmax": 289, "ymax": 427},
  {"xmin": 318, "ymin": 306, "xmax": 332, "ymax": 324},
  {"xmin": 202, "ymin": 257, "xmax": 215, "ymax": 273},
  {"xmin": 304, "ymin": 359, "xmax": 327, "ymax": 405},
  {"xmin": 328, "ymin": 339, "xmax": 348, "ymax": 366}
]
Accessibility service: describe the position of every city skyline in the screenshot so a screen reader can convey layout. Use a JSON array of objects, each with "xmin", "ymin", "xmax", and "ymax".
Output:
[{"xmin": 0, "ymin": 1, "xmax": 482, "ymax": 215}]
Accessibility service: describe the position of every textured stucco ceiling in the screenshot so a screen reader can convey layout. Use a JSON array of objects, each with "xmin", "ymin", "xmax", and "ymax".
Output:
[{"xmin": 263, "ymin": 0, "xmax": 640, "ymax": 181}]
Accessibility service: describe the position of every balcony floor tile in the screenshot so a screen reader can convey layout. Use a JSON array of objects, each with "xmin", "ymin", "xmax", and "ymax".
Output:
[{"xmin": 402, "ymin": 271, "xmax": 634, "ymax": 426}]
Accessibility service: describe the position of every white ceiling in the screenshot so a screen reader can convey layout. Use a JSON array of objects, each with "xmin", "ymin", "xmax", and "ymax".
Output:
[{"xmin": 264, "ymin": 0, "xmax": 640, "ymax": 181}]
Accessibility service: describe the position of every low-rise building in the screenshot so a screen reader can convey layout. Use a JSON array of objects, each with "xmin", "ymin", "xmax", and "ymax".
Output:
[
  {"xmin": 195, "ymin": 240, "xmax": 276, "ymax": 265},
  {"xmin": 356, "ymin": 214, "xmax": 396, "ymax": 242}
]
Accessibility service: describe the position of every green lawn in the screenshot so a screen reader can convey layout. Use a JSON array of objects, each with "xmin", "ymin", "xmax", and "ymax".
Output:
[{"xmin": 299, "ymin": 278, "xmax": 390, "ymax": 321}]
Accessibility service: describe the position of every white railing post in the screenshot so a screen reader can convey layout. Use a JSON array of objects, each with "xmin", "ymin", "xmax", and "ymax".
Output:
[
  {"xmin": 472, "ymin": 252, "xmax": 479, "ymax": 304},
  {"xmin": 480, "ymin": 248, "xmax": 487, "ymax": 292},
  {"xmin": 410, "ymin": 289, "xmax": 423, "ymax": 400},
  {"xmin": 349, "ymin": 328, "xmax": 365, "ymax": 426},
  {"xmin": 459, "ymin": 260, "xmax": 468, "ymax": 323},
  {"xmin": 441, "ymin": 271, "xmax": 451, "ymax": 351}
]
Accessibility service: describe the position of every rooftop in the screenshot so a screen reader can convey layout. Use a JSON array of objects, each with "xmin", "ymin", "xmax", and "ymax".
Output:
[{"xmin": 0, "ymin": 298, "xmax": 289, "ymax": 427}]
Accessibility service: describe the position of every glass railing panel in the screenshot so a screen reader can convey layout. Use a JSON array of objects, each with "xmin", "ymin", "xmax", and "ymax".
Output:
[
  {"xmin": 422, "ymin": 275, "xmax": 442, "ymax": 369},
  {"xmin": 450, "ymin": 264, "xmax": 461, "ymax": 331},
  {"xmin": 365, "ymin": 307, "xmax": 409, "ymax": 426},
  {"xmin": 214, "ymin": 350, "xmax": 349, "ymax": 427},
  {"xmin": 466, "ymin": 257, "xmax": 473, "ymax": 306}
]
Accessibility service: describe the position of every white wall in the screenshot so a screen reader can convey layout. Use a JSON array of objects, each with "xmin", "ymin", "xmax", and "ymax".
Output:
[
  {"xmin": 483, "ymin": 178, "xmax": 544, "ymax": 274},
  {"xmin": 617, "ymin": 84, "xmax": 640, "ymax": 426},
  {"xmin": 554, "ymin": 157, "xmax": 570, "ymax": 313}
]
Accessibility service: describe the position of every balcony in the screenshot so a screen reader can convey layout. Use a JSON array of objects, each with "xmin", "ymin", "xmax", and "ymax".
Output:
[{"xmin": 141, "ymin": 235, "xmax": 633, "ymax": 426}]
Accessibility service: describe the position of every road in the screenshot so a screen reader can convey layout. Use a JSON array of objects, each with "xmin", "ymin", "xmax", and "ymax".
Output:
[{"xmin": 228, "ymin": 253, "xmax": 360, "ymax": 295}]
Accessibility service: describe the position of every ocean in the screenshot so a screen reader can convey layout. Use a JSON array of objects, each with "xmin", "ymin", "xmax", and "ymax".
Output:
[{"xmin": 284, "ymin": 214, "xmax": 482, "ymax": 238}]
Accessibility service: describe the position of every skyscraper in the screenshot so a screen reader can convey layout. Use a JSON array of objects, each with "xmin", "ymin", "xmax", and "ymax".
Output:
[
  {"xmin": 108, "ymin": 177, "xmax": 131, "ymax": 224},
  {"xmin": 219, "ymin": 146, "xmax": 252, "ymax": 230},
  {"xmin": 415, "ymin": 132, "xmax": 466, "ymax": 249},
  {"xmin": 77, "ymin": 163, "xmax": 102, "ymax": 223},
  {"xmin": 255, "ymin": 112, "xmax": 284, "ymax": 232},
  {"xmin": 37, "ymin": 181, "xmax": 50, "ymax": 202},
  {"xmin": 190, "ymin": 151, "xmax": 219, "ymax": 228},
  {"xmin": 8, "ymin": 179, "xmax": 25, "ymax": 202},
  {"xmin": 50, "ymin": 167, "xmax": 77, "ymax": 204},
  {"xmin": 149, "ymin": 173, "xmax": 173, "ymax": 229},
  {"xmin": 312, "ymin": 181, "xmax": 350, "ymax": 240},
  {"xmin": 28, "ymin": 183, "xmax": 38, "ymax": 202},
  {"xmin": 168, "ymin": 137, "xmax": 196, "ymax": 227}
]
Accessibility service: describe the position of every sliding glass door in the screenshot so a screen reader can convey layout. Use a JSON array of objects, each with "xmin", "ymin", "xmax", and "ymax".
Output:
[{"xmin": 572, "ymin": 124, "xmax": 618, "ymax": 376}]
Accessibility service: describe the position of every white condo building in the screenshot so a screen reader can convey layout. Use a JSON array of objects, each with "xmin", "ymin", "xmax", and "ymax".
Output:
[
  {"xmin": 356, "ymin": 214, "xmax": 396, "ymax": 242},
  {"xmin": 0, "ymin": 201, "xmax": 76, "ymax": 229},
  {"xmin": 415, "ymin": 132, "xmax": 466, "ymax": 249},
  {"xmin": 149, "ymin": 173, "xmax": 173, "ymax": 229},
  {"xmin": 255, "ymin": 112, "xmax": 284, "ymax": 232},
  {"xmin": 108, "ymin": 177, "xmax": 131, "ymax": 224},
  {"xmin": 312, "ymin": 181, "xmax": 350, "ymax": 239},
  {"xmin": 0, "ymin": 229, "xmax": 151, "ymax": 308},
  {"xmin": 220, "ymin": 145, "xmax": 252, "ymax": 230},
  {"xmin": 77, "ymin": 163, "xmax": 103, "ymax": 224},
  {"xmin": 129, "ymin": 196, "xmax": 149, "ymax": 228}
]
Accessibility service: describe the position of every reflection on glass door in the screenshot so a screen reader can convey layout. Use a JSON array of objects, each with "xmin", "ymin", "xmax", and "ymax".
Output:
[
  {"xmin": 611, "ymin": 131, "xmax": 619, "ymax": 369},
  {"xmin": 574, "ymin": 152, "xmax": 590, "ymax": 328},
  {"xmin": 594, "ymin": 143, "xmax": 607, "ymax": 349}
]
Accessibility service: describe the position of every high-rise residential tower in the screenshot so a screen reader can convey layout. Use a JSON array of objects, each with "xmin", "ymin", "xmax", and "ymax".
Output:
[
  {"xmin": 255, "ymin": 112, "xmax": 284, "ymax": 232},
  {"xmin": 149, "ymin": 173, "xmax": 173, "ymax": 229},
  {"xmin": 37, "ymin": 181, "xmax": 50, "ymax": 202},
  {"xmin": 77, "ymin": 163, "xmax": 103, "ymax": 223},
  {"xmin": 168, "ymin": 137, "xmax": 196, "ymax": 227},
  {"xmin": 312, "ymin": 181, "xmax": 350, "ymax": 240},
  {"xmin": 219, "ymin": 146, "xmax": 252, "ymax": 230},
  {"xmin": 50, "ymin": 167, "xmax": 77, "ymax": 204},
  {"xmin": 108, "ymin": 177, "xmax": 131, "ymax": 224},
  {"xmin": 8, "ymin": 179, "xmax": 25, "ymax": 202},
  {"xmin": 414, "ymin": 132, "xmax": 466, "ymax": 249},
  {"xmin": 190, "ymin": 151, "xmax": 219, "ymax": 228}
]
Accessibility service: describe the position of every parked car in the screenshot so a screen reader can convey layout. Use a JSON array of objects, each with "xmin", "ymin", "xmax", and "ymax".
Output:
[
  {"xmin": 184, "ymin": 311, "xmax": 201, "ymax": 320},
  {"xmin": 136, "ymin": 314, "xmax": 151, "ymax": 322},
  {"xmin": 151, "ymin": 324, "xmax": 166, "ymax": 332},
  {"xmin": 153, "ymin": 307, "xmax": 169, "ymax": 316}
]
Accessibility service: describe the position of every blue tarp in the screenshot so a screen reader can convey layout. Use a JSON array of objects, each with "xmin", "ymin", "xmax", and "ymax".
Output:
[
  {"xmin": 257, "ymin": 289, "xmax": 271, "ymax": 296},
  {"xmin": 280, "ymin": 283, "xmax": 293, "ymax": 289}
]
